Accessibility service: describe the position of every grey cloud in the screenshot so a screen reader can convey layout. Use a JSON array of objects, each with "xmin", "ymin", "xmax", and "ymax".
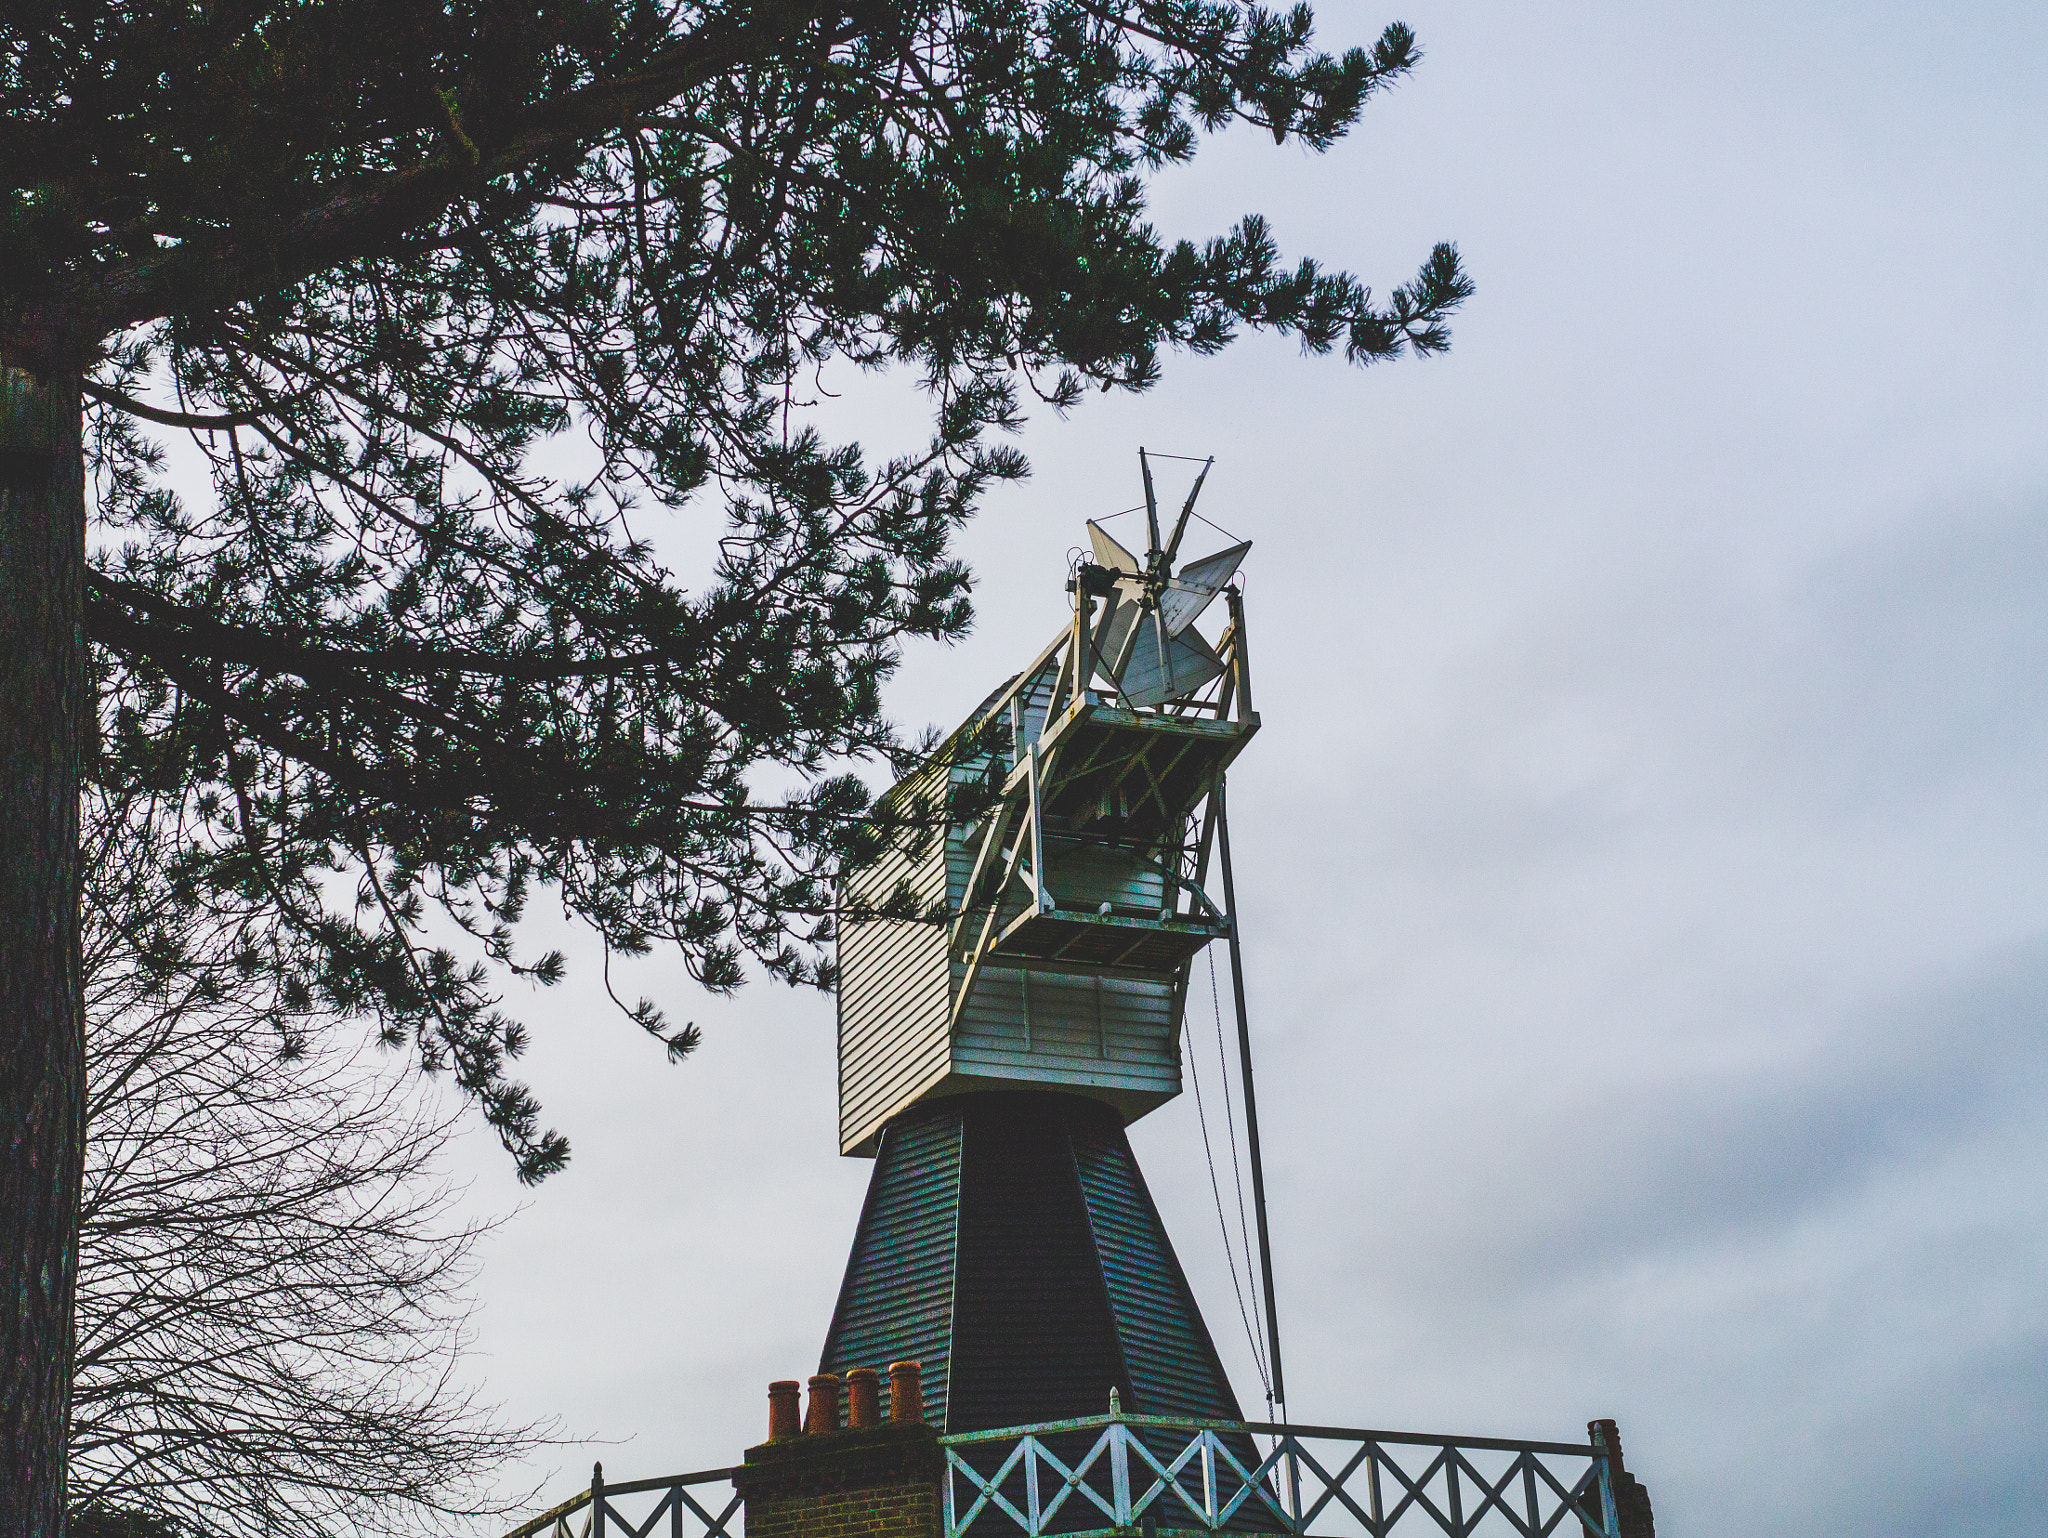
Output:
[{"xmin": 1352, "ymin": 935, "xmax": 2048, "ymax": 1296}]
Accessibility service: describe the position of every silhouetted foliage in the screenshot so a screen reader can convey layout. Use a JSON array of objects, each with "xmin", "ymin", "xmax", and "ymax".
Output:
[
  {"xmin": 6, "ymin": 0, "xmax": 1464, "ymax": 1178},
  {"xmin": 70, "ymin": 774, "xmax": 550, "ymax": 1538},
  {"xmin": 4, "ymin": 8, "xmax": 1467, "ymax": 1527}
]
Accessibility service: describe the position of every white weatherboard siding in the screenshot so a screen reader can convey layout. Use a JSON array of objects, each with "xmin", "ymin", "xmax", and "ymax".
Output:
[
  {"xmin": 839, "ymin": 640, "xmax": 1201, "ymax": 1155},
  {"xmin": 836, "ymin": 767, "xmax": 951, "ymax": 1156}
]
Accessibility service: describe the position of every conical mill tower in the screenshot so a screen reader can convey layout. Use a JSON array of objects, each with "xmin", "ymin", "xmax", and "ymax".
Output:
[{"xmin": 822, "ymin": 457, "xmax": 1265, "ymax": 1433}]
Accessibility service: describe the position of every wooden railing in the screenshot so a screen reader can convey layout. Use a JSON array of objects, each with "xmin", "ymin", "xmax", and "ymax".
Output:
[
  {"xmin": 502, "ymin": 1463, "xmax": 743, "ymax": 1538},
  {"xmin": 940, "ymin": 1411, "xmax": 1619, "ymax": 1538},
  {"xmin": 503, "ymin": 1414, "xmax": 1624, "ymax": 1538}
]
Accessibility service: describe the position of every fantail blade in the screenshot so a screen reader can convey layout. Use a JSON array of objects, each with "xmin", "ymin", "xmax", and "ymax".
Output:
[
  {"xmin": 1088, "ymin": 520, "xmax": 1142, "ymax": 575},
  {"xmin": 1158, "ymin": 539, "xmax": 1250, "ymax": 635},
  {"xmin": 1090, "ymin": 581, "xmax": 1146, "ymax": 685},
  {"xmin": 1117, "ymin": 617, "xmax": 1225, "ymax": 708}
]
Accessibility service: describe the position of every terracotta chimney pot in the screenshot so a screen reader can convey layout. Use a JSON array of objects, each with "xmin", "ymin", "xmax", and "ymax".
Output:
[
  {"xmin": 767, "ymin": 1380, "xmax": 801, "ymax": 1442},
  {"xmin": 887, "ymin": 1360, "xmax": 923, "ymax": 1424},
  {"xmin": 845, "ymin": 1366, "xmax": 881, "ymax": 1429},
  {"xmin": 805, "ymin": 1373, "xmax": 842, "ymax": 1435}
]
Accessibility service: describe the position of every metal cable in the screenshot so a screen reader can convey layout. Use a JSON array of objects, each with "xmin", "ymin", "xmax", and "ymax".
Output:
[
  {"xmin": 1185, "ymin": 989, "xmax": 1270, "ymax": 1396},
  {"xmin": 1208, "ymin": 944, "xmax": 1268, "ymax": 1390},
  {"xmin": 1187, "ymin": 507, "xmax": 1245, "ymax": 544}
]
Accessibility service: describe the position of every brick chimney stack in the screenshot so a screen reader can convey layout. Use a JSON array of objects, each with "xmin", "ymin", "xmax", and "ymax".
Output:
[{"xmin": 736, "ymin": 1365, "xmax": 941, "ymax": 1538}]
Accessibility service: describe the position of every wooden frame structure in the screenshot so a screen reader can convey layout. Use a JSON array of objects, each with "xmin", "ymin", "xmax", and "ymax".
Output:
[
  {"xmin": 946, "ymin": 574, "xmax": 1258, "ymax": 1024},
  {"xmin": 834, "ymin": 561, "xmax": 1259, "ymax": 1158}
]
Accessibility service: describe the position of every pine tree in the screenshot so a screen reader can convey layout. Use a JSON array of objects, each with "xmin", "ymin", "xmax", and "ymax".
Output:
[{"xmin": 0, "ymin": 4, "xmax": 1468, "ymax": 1530}]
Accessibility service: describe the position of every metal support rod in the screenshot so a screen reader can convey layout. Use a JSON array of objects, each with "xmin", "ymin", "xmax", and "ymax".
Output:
[
  {"xmin": 1083, "ymin": 584, "xmax": 1114, "ymax": 688},
  {"xmin": 950, "ymin": 821, "xmax": 1032, "ymax": 1035},
  {"xmin": 1140, "ymin": 447, "xmax": 1162, "ymax": 556},
  {"xmin": 1163, "ymin": 455, "xmax": 1214, "ymax": 566},
  {"xmin": 1215, "ymin": 780, "xmax": 1297, "ymax": 1518},
  {"xmin": 1026, "ymin": 736, "xmax": 1048, "ymax": 911},
  {"xmin": 1225, "ymin": 587, "xmax": 1252, "ymax": 718},
  {"xmin": 1215, "ymin": 783, "xmax": 1282, "ymax": 1405},
  {"xmin": 1070, "ymin": 584, "xmax": 1094, "ymax": 705}
]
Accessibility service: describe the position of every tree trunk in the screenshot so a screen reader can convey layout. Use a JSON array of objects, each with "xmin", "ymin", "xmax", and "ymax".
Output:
[{"xmin": 1, "ymin": 369, "xmax": 87, "ymax": 1538}]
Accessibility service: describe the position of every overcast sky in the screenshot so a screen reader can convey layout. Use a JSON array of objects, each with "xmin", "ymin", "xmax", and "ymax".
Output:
[{"xmin": 434, "ymin": 5, "xmax": 2048, "ymax": 1534}]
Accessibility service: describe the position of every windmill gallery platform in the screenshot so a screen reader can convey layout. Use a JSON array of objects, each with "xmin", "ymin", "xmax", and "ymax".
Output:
[{"xmin": 502, "ymin": 461, "xmax": 1657, "ymax": 1538}]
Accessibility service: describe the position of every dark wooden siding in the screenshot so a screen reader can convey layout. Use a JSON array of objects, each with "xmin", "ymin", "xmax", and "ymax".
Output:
[
  {"xmin": 818, "ymin": 1111, "xmax": 963, "ymax": 1425},
  {"xmin": 1070, "ymin": 1121, "xmax": 1247, "ymax": 1422},
  {"xmin": 943, "ymin": 1097, "xmax": 1131, "ymax": 1434},
  {"xmin": 819, "ymin": 1090, "xmax": 1261, "ymax": 1471}
]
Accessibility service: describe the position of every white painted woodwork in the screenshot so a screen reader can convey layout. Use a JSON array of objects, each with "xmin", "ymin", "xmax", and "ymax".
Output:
[{"xmin": 837, "ymin": 591, "xmax": 1256, "ymax": 1157}]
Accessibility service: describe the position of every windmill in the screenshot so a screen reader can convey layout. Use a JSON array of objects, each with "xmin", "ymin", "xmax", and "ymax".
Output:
[{"xmin": 820, "ymin": 451, "xmax": 1287, "ymax": 1449}]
